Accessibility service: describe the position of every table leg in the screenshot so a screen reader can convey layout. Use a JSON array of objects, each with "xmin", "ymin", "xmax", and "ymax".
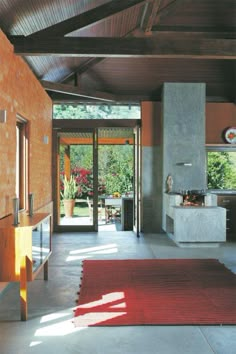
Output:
[
  {"xmin": 20, "ymin": 256, "xmax": 27, "ymax": 321},
  {"xmin": 44, "ymin": 260, "xmax": 48, "ymax": 280}
]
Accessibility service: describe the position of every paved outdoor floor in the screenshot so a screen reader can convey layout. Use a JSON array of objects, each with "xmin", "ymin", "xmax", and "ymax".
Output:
[
  {"xmin": 0, "ymin": 231, "xmax": 236, "ymax": 354},
  {"xmin": 60, "ymin": 215, "xmax": 122, "ymax": 231}
]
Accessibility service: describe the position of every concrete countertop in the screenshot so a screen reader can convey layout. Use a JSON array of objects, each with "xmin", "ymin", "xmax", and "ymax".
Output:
[
  {"xmin": 173, "ymin": 206, "xmax": 220, "ymax": 209},
  {"xmin": 208, "ymin": 189, "xmax": 236, "ymax": 195}
]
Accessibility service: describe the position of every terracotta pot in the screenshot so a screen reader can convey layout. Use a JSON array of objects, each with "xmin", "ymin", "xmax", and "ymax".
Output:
[{"xmin": 63, "ymin": 199, "xmax": 75, "ymax": 218}]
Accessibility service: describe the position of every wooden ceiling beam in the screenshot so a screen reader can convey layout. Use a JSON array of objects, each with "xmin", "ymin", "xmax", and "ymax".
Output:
[
  {"xmin": 151, "ymin": 25, "xmax": 236, "ymax": 38},
  {"xmin": 60, "ymin": 24, "xmax": 144, "ymax": 83},
  {"xmin": 41, "ymin": 80, "xmax": 116, "ymax": 102},
  {"xmin": 11, "ymin": 36, "xmax": 236, "ymax": 59},
  {"xmin": 50, "ymin": 93, "xmax": 150, "ymax": 103},
  {"xmin": 28, "ymin": 0, "xmax": 147, "ymax": 38},
  {"xmin": 141, "ymin": 0, "xmax": 193, "ymax": 31},
  {"xmin": 50, "ymin": 94, "xmax": 234, "ymax": 104}
]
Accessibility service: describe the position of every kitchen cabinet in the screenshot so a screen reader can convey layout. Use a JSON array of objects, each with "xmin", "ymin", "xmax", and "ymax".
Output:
[
  {"xmin": 163, "ymin": 193, "xmax": 226, "ymax": 246},
  {"xmin": 121, "ymin": 197, "xmax": 134, "ymax": 230},
  {"xmin": 217, "ymin": 195, "xmax": 236, "ymax": 241}
]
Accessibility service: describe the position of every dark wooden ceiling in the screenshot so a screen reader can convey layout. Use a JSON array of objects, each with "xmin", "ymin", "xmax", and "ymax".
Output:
[{"xmin": 1, "ymin": 0, "xmax": 235, "ymax": 103}]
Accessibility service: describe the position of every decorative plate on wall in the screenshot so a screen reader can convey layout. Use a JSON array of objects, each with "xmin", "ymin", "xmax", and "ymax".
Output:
[{"xmin": 224, "ymin": 127, "xmax": 236, "ymax": 144}]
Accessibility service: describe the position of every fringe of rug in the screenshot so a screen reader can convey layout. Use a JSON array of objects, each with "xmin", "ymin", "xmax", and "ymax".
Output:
[{"xmin": 72, "ymin": 261, "xmax": 84, "ymax": 325}]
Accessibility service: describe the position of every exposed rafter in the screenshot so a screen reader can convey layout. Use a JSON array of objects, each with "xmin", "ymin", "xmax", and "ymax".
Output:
[
  {"xmin": 10, "ymin": 36, "xmax": 236, "ymax": 59},
  {"xmin": 141, "ymin": 0, "xmax": 164, "ymax": 33},
  {"xmin": 156, "ymin": 0, "xmax": 192, "ymax": 21},
  {"xmin": 60, "ymin": 21, "xmax": 148, "ymax": 83},
  {"xmin": 60, "ymin": 58, "xmax": 105, "ymax": 83},
  {"xmin": 28, "ymin": 0, "xmax": 148, "ymax": 38},
  {"xmin": 1, "ymin": 0, "xmax": 234, "ymax": 102},
  {"xmin": 41, "ymin": 80, "xmax": 116, "ymax": 102},
  {"xmin": 151, "ymin": 25, "xmax": 236, "ymax": 38}
]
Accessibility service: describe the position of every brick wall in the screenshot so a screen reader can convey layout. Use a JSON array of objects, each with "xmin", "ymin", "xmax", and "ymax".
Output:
[{"xmin": 0, "ymin": 31, "xmax": 52, "ymax": 218}]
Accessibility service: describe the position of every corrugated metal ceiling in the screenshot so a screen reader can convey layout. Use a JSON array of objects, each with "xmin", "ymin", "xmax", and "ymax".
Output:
[{"xmin": 58, "ymin": 128, "xmax": 134, "ymax": 140}]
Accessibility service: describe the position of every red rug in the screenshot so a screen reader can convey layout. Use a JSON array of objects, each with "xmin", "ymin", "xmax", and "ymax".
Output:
[{"xmin": 73, "ymin": 259, "xmax": 236, "ymax": 326}]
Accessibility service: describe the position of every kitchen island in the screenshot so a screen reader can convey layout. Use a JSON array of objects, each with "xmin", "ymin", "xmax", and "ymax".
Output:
[{"xmin": 164, "ymin": 193, "xmax": 226, "ymax": 247}]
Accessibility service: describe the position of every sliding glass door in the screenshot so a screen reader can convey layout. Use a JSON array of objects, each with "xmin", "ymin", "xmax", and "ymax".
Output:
[
  {"xmin": 54, "ymin": 129, "xmax": 99, "ymax": 231},
  {"xmin": 52, "ymin": 120, "xmax": 141, "ymax": 234}
]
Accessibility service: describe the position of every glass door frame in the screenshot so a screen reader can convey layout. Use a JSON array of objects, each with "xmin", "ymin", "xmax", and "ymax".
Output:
[
  {"xmin": 133, "ymin": 125, "xmax": 141, "ymax": 237},
  {"xmin": 53, "ymin": 127, "xmax": 98, "ymax": 232},
  {"xmin": 52, "ymin": 119, "xmax": 141, "ymax": 233}
]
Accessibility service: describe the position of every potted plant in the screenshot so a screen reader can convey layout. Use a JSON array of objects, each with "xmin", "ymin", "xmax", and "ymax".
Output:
[{"xmin": 61, "ymin": 175, "xmax": 78, "ymax": 217}]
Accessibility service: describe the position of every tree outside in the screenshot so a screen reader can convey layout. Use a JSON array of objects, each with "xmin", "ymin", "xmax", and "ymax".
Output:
[
  {"xmin": 98, "ymin": 145, "xmax": 133, "ymax": 195},
  {"xmin": 207, "ymin": 151, "xmax": 236, "ymax": 189},
  {"xmin": 60, "ymin": 144, "xmax": 133, "ymax": 199},
  {"xmin": 53, "ymin": 104, "xmax": 140, "ymax": 119}
]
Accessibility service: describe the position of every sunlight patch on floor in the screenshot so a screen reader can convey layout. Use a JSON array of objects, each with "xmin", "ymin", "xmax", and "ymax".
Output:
[
  {"xmin": 73, "ymin": 311, "xmax": 126, "ymax": 327},
  {"xmin": 78, "ymin": 292, "xmax": 125, "ymax": 309},
  {"xmin": 69, "ymin": 244, "xmax": 118, "ymax": 254},
  {"xmin": 74, "ymin": 292, "xmax": 126, "ymax": 327},
  {"xmin": 40, "ymin": 312, "xmax": 73, "ymax": 324},
  {"xmin": 34, "ymin": 318, "xmax": 85, "ymax": 336},
  {"xmin": 66, "ymin": 244, "xmax": 118, "ymax": 261},
  {"xmin": 34, "ymin": 312, "xmax": 85, "ymax": 337},
  {"xmin": 29, "ymin": 341, "xmax": 42, "ymax": 347}
]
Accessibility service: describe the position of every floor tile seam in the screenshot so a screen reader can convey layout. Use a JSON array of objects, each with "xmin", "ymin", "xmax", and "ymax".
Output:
[
  {"xmin": 140, "ymin": 240, "xmax": 159, "ymax": 259},
  {"xmin": 198, "ymin": 326, "xmax": 219, "ymax": 354}
]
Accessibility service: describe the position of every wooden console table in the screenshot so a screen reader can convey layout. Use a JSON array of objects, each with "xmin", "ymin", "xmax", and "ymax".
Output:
[{"xmin": 0, "ymin": 213, "xmax": 52, "ymax": 320}]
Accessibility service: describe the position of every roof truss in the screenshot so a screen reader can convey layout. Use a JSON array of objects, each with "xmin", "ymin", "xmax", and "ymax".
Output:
[
  {"xmin": 10, "ymin": 36, "xmax": 236, "ymax": 59},
  {"xmin": 7, "ymin": 0, "xmax": 235, "ymax": 101},
  {"xmin": 28, "ymin": 0, "xmax": 147, "ymax": 38}
]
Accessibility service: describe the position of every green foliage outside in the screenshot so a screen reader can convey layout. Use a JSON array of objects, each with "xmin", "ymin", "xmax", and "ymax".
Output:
[
  {"xmin": 53, "ymin": 104, "xmax": 140, "ymax": 119},
  {"xmin": 207, "ymin": 151, "xmax": 236, "ymax": 189},
  {"xmin": 61, "ymin": 175, "xmax": 78, "ymax": 199},
  {"xmin": 98, "ymin": 145, "xmax": 133, "ymax": 195},
  {"xmin": 60, "ymin": 144, "xmax": 133, "ymax": 198}
]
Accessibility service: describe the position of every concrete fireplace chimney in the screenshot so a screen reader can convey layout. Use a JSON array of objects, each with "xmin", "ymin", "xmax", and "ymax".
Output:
[{"xmin": 162, "ymin": 83, "xmax": 206, "ymax": 193}]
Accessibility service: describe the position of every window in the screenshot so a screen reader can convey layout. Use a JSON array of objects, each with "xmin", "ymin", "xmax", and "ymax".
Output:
[
  {"xmin": 206, "ymin": 147, "xmax": 236, "ymax": 190},
  {"xmin": 16, "ymin": 117, "xmax": 28, "ymax": 210},
  {"xmin": 53, "ymin": 103, "xmax": 141, "ymax": 119}
]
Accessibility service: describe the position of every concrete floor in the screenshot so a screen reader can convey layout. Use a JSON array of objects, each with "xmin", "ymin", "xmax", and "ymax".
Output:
[{"xmin": 0, "ymin": 231, "xmax": 236, "ymax": 354}]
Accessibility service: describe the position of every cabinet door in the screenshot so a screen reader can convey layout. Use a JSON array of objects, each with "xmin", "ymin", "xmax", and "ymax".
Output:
[
  {"xmin": 217, "ymin": 195, "xmax": 236, "ymax": 240},
  {"xmin": 227, "ymin": 200, "xmax": 236, "ymax": 238}
]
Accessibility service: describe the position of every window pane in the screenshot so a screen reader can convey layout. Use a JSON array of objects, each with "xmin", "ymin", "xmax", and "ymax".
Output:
[
  {"xmin": 16, "ymin": 119, "xmax": 28, "ymax": 210},
  {"xmin": 207, "ymin": 151, "xmax": 236, "ymax": 190},
  {"xmin": 53, "ymin": 104, "xmax": 141, "ymax": 119}
]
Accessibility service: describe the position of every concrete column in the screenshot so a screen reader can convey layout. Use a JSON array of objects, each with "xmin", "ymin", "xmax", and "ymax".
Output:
[
  {"xmin": 162, "ymin": 83, "xmax": 206, "ymax": 193},
  {"xmin": 162, "ymin": 83, "xmax": 206, "ymax": 230}
]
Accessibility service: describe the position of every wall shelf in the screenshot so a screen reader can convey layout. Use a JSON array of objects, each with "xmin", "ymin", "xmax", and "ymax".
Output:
[{"xmin": 206, "ymin": 144, "xmax": 236, "ymax": 147}]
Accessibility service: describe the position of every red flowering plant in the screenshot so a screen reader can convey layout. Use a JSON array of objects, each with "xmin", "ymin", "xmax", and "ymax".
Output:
[
  {"xmin": 60, "ymin": 167, "xmax": 106, "ymax": 199},
  {"xmin": 72, "ymin": 167, "xmax": 92, "ymax": 198}
]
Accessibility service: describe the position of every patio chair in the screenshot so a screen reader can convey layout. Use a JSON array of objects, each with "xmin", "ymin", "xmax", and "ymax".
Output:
[
  {"xmin": 105, "ymin": 198, "xmax": 121, "ymax": 223},
  {"xmin": 87, "ymin": 197, "xmax": 103, "ymax": 220}
]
